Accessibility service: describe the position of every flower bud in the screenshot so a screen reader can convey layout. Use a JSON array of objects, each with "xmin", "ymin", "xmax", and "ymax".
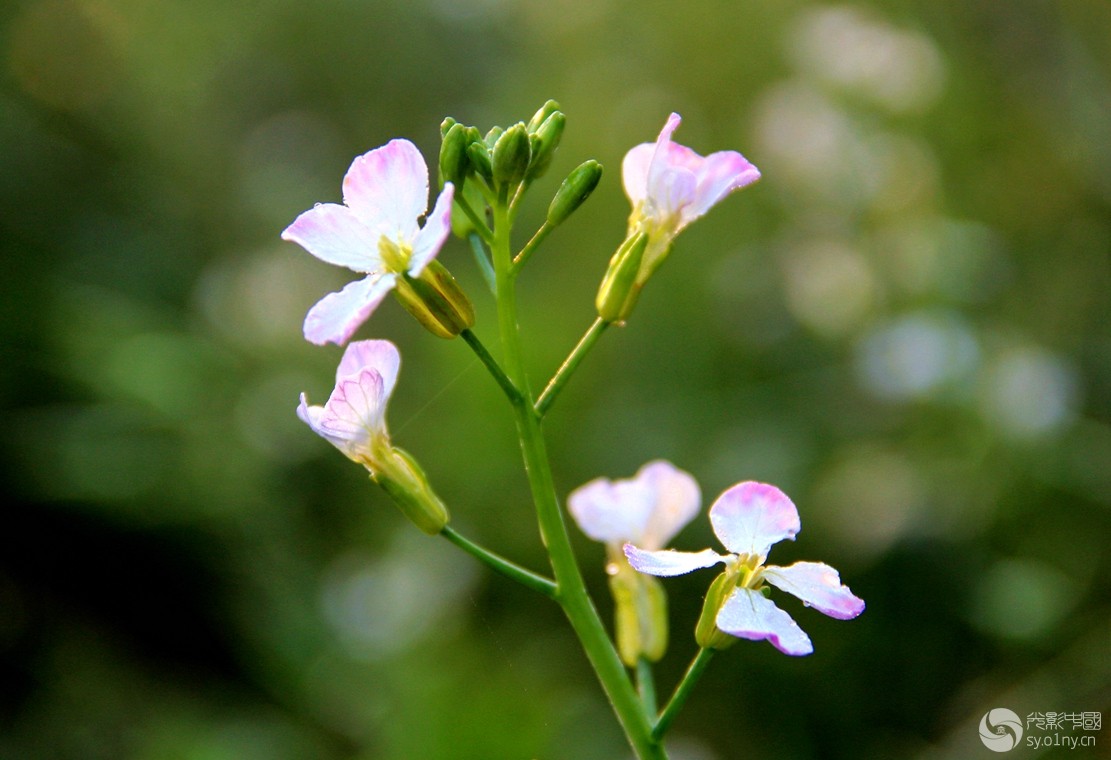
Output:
[
  {"xmin": 375, "ymin": 447, "xmax": 450, "ymax": 534},
  {"xmin": 392, "ymin": 260, "xmax": 476, "ymax": 338},
  {"xmin": 526, "ymin": 99, "xmax": 560, "ymax": 133},
  {"xmin": 595, "ymin": 231, "xmax": 648, "ymax": 323},
  {"xmin": 610, "ymin": 561, "xmax": 669, "ymax": 666},
  {"xmin": 492, "ymin": 123, "xmax": 531, "ymax": 188},
  {"xmin": 484, "ymin": 125, "xmax": 503, "ymax": 148},
  {"xmin": 439, "ymin": 122, "xmax": 470, "ymax": 189},
  {"xmin": 694, "ymin": 571, "xmax": 739, "ymax": 651},
  {"xmin": 547, "ymin": 159, "xmax": 602, "ymax": 226},
  {"xmin": 439, "ymin": 116, "xmax": 457, "ymax": 139},
  {"xmin": 526, "ymin": 111, "xmax": 565, "ymax": 181},
  {"xmin": 466, "ymin": 141, "xmax": 494, "ymax": 183}
]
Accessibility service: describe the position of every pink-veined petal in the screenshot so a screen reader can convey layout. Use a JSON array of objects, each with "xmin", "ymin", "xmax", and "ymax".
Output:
[
  {"xmin": 407, "ymin": 183, "xmax": 455, "ymax": 276},
  {"xmin": 342, "ymin": 140, "xmax": 428, "ymax": 240},
  {"xmin": 716, "ymin": 587, "xmax": 813, "ymax": 656},
  {"xmin": 322, "ymin": 369, "xmax": 388, "ymax": 442},
  {"xmin": 644, "ymin": 112, "xmax": 682, "ymax": 201},
  {"xmin": 568, "ymin": 477, "xmax": 654, "ymax": 544},
  {"xmin": 303, "ymin": 273, "xmax": 397, "ymax": 346},
  {"xmin": 709, "ymin": 482, "xmax": 800, "ymax": 560},
  {"xmin": 763, "ymin": 562, "xmax": 865, "ymax": 620},
  {"xmin": 281, "ymin": 203, "xmax": 382, "ymax": 272},
  {"xmin": 637, "ymin": 460, "xmax": 701, "ymax": 550},
  {"xmin": 336, "ymin": 340, "xmax": 401, "ymax": 403},
  {"xmin": 682, "ymin": 150, "xmax": 761, "ymax": 226},
  {"xmin": 623, "ymin": 544, "xmax": 725, "ymax": 577},
  {"xmin": 621, "ymin": 143, "xmax": 655, "ymax": 206}
]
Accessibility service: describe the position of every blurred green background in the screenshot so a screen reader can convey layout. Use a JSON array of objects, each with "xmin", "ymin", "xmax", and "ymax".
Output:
[{"xmin": 2, "ymin": 1, "xmax": 1110, "ymax": 758}]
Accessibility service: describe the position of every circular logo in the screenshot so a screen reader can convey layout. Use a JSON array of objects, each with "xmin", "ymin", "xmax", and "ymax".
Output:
[{"xmin": 979, "ymin": 708, "xmax": 1023, "ymax": 752}]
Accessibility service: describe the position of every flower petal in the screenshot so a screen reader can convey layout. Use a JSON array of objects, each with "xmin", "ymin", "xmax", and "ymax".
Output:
[
  {"xmin": 323, "ymin": 369, "xmax": 388, "ymax": 441},
  {"xmin": 407, "ymin": 183, "xmax": 455, "ymax": 276},
  {"xmin": 342, "ymin": 139, "xmax": 428, "ymax": 240},
  {"xmin": 682, "ymin": 150, "xmax": 761, "ymax": 226},
  {"xmin": 281, "ymin": 203, "xmax": 382, "ymax": 272},
  {"xmin": 637, "ymin": 460, "xmax": 701, "ymax": 549},
  {"xmin": 644, "ymin": 112, "xmax": 683, "ymax": 202},
  {"xmin": 303, "ymin": 273, "xmax": 397, "ymax": 346},
  {"xmin": 763, "ymin": 562, "xmax": 865, "ymax": 620},
  {"xmin": 709, "ymin": 482, "xmax": 800, "ymax": 559},
  {"xmin": 623, "ymin": 544, "xmax": 725, "ymax": 577},
  {"xmin": 568, "ymin": 477, "xmax": 655, "ymax": 544},
  {"xmin": 621, "ymin": 143, "xmax": 655, "ymax": 207},
  {"xmin": 336, "ymin": 340, "xmax": 401, "ymax": 403},
  {"xmin": 716, "ymin": 587, "xmax": 813, "ymax": 656}
]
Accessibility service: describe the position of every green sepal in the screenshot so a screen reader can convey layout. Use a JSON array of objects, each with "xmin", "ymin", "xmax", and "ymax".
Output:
[
  {"xmin": 694, "ymin": 571, "xmax": 738, "ymax": 651},
  {"xmin": 526, "ymin": 111, "xmax": 566, "ymax": 181},
  {"xmin": 467, "ymin": 141, "xmax": 494, "ymax": 183},
  {"xmin": 610, "ymin": 563, "xmax": 669, "ymax": 666},
  {"xmin": 439, "ymin": 122, "xmax": 470, "ymax": 189},
  {"xmin": 526, "ymin": 99, "xmax": 560, "ymax": 132},
  {"xmin": 595, "ymin": 231, "xmax": 648, "ymax": 323},
  {"xmin": 392, "ymin": 260, "xmax": 476, "ymax": 338},
  {"xmin": 547, "ymin": 159, "xmax": 602, "ymax": 226},
  {"xmin": 375, "ymin": 447, "xmax": 450, "ymax": 535}
]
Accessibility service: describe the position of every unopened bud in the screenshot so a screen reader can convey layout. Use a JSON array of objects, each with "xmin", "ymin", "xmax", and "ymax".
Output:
[
  {"xmin": 526, "ymin": 111, "xmax": 565, "ymax": 181},
  {"xmin": 466, "ymin": 141, "xmax": 493, "ymax": 183},
  {"xmin": 484, "ymin": 125, "xmax": 504, "ymax": 148},
  {"xmin": 694, "ymin": 571, "xmax": 739, "ymax": 651},
  {"xmin": 595, "ymin": 231, "xmax": 648, "ymax": 323},
  {"xmin": 439, "ymin": 123, "xmax": 470, "ymax": 189},
  {"xmin": 526, "ymin": 99, "xmax": 560, "ymax": 133},
  {"xmin": 440, "ymin": 116, "xmax": 457, "ymax": 139},
  {"xmin": 392, "ymin": 260, "xmax": 476, "ymax": 338},
  {"xmin": 492, "ymin": 123, "xmax": 531, "ymax": 188},
  {"xmin": 375, "ymin": 447, "xmax": 450, "ymax": 534},
  {"xmin": 547, "ymin": 159, "xmax": 602, "ymax": 225}
]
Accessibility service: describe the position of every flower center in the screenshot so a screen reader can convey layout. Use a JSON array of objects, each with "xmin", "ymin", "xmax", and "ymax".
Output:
[
  {"xmin": 727, "ymin": 553, "xmax": 767, "ymax": 591},
  {"xmin": 378, "ymin": 235, "xmax": 412, "ymax": 273}
]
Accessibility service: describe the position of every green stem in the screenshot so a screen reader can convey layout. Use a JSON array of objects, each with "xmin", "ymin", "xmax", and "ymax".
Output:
[
  {"xmin": 489, "ymin": 202, "xmax": 666, "ymax": 760},
  {"xmin": 636, "ymin": 658, "xmax": 658, "ymax": 718},
  {"xmin": 512, "ymin": 220, "xmax": 554, "ymax": 272},
  {"xmin": 440, "ymin": 525, "xmax": 557, "ymax": 598},
  {"xmin": 460, "ymin": 328, "xmax": 522, "ymax": 405},
  {"xmin": 653, "ymin": 648, "xmax": 715, "ymax": 741},
  {"xmin": 535, "ymin": 317, "xmax": 609, "ymax": 417},
  {"xmin": 468, "ymin": 232, "xmax": 497, "ymax": 294}
]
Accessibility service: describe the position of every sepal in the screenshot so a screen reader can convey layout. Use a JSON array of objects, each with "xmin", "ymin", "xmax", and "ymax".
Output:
[
  {"xmin": 392, "ymin": 260, "xmax": 476, "ymax": 338},
  {"xmin": 694, "ymin": 571, "xmax": 739, "ymax": 650},
  {"xmin": 595, "ymin": 231, "xmax": 649, "ymax": 323},
  {"xmin": 547, "ymin": 160, "xmax": 602, "ymax": 226},
  {"xmin": 374, "ymin": 447, "xmax": 450, "ymax": 535}
]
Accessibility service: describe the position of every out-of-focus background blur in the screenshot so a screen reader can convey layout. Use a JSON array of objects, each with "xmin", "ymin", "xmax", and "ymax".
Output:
[{"xmin": 2, "ymin": 1, "xmax": 1109, "ymax": 758}]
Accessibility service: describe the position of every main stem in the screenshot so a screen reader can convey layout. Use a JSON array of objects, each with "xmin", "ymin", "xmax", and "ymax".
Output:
[{"xmin": 490, "ymin": 201, "xmax": 666, "ymax": 760}]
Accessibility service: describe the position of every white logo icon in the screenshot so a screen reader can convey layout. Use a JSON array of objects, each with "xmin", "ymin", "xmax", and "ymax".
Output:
[{"xmin": 979, "ymin": 708, "xmax": 1024, "ymax": 752}]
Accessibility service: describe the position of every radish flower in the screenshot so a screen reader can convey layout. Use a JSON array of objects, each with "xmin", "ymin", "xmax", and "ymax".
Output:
[
  {"xmin": 624, "ymin": 481, "xmax": 863, "ymax": 656},
  {"xmin": 283, "ymin": 139, "xmax": 468, "ymax": 345}
]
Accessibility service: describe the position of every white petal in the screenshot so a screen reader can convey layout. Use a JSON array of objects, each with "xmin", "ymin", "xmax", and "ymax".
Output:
[
  {"xmin": 683, "ymin": 149, "xmax": 760, "ymax": 227},
  {"xmin": 716, "ymin": 587, "xmax": 813, "ymax": 656},
  {"xmin": 407, "ymin": 183, "xmax": 455, "ymax": 276},
  {"xmin": 568, "ymin": 477, "xmax": 654, "ymax": 544},
  {"xmin": 282, "ymin": 203, "xmax": 381, "ymax": 272},
  {"xmin": 337, "ymin": 340, "xmax": 401, "ymax": 403},
  {"xmin": 763, "ymin": 562, "xmax": 865, "ymax": 620},
  {"xmin": 623, "ymin": 544, "xmax": 725, "ymax": 577},
  {"xmin": 302, "ymin": 274, "xmax": 397, "ymax": 346},
  {"xmin": 709, "ymin": 482, "xmax": 800, "ymax": 559},
  {"xmin": 342, "ymin": 140, "xmax": 428, "ymax": 240},
  {"xmin": 318, "ymin": 369, "xmax": 387, "ymax": 448},
  {"xmin": 621, "ymin": 143, "xmax": 655, "ymax": 206},
  {"xmin": 636, "ymin": 460, "xmax": 701, "ymax": 549}
]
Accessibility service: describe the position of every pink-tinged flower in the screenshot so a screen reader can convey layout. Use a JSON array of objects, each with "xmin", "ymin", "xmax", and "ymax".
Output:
[
  {"xmin": 297, "ymin": 339, "xmax": 400, "ymax": 470},
  {"xmin": 624, "ymin": 482, "xmax": 864, "ymax": 656},
  {"xmin": 622, "ymin": 113, "xmax": 761, "ymax": 281},
  {"xmin": 569, "ymin": 460, "xmax": 701, "ymax": 553},
  {"xmin": 282, "ymin": 140, "xmax": 455, "ymax": 345}
]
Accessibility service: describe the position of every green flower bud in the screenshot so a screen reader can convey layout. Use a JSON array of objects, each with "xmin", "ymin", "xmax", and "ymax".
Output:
[
  {"xmin": 466, "ymin": 141, "xmax": 494, "ymax": 183},
  {"xmin": 526, "ymin": 99, "xmax": 560, "ymax": 133},
  {"xmin": 547, "ymin": 159, "xmax": 602, "ymax": 226},
  {"xmin": 526, "ymin": 111, "xmax": 566, "ymax": 181},
  {"xmin": 440, "ymin": 116, "xmax": 457, "ymax": 139},
  {"xmin": 595, "ymin": 231, "xmax": 648, "ymax": 323},
  {"xmin": 484, "ymin": 125, "xmax": 504, "ymax": 148},
  {"xmin": 694, "ymin": 571, "xmax": 739, "ymax": 651},
  {"xmin": 492, "ymin": 123, "xmax": 531, "ymax": 188},
  {"xmin": 610, "ymin": 561, "xmax": 669, "ymax": 666},
  {"xmin": 375, "ymin": 447, "xmax": 450, "ymax": 535},
  {"xmin": 439, "ymin": 122, "xmax": 470, "ymax": 189},
  {"xmin": 392, "ymin": 260, "xmax": 476, "ymax": 338}
]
